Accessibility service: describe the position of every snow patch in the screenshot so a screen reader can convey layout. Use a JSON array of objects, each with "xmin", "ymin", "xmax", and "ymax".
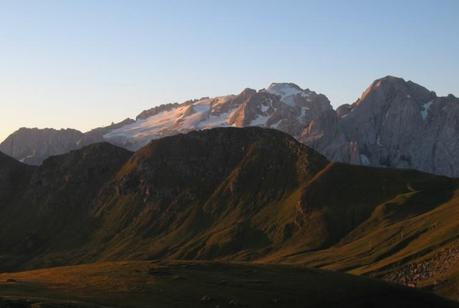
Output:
[
  {"xmin": 270, "ymin": 120, "xmax": 282, "ymax": 129},
  {"xmin": 261, "ymin": 104, "xmax": 270, "ymax": 112},
  {"xmin": 266, "ymin": 83, "xmax": 303, "ymax": 107},
  {"xmin": 299, "ymin": 106, "xmax": 310, "ymax": 119},
  {"xmin": 421, "ymin": 101, "xmax": 433, "ymax": 120},
  {"xmin": 250, "ymin": 114, "xmax": 270, "ymax": 126},
  {"xmin": 104, "ymin": 98, "xmax": 217, "ymax": 147},
  {"xmin": 198, "ymin": 112, "xmax": 230, "ymax": 129}
]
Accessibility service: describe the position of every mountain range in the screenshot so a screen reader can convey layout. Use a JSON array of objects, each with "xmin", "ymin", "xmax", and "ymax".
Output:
[
  {"xmin": 2, "ymin": 76, "xmax": 459, "ymax": 306},
  {"xmin": 1, "ymin": 127, "xmax": 459, "ymax": 306},
  {"xmin": 2, "ymin": 76, "xmax": 459, "ymax": 177}
]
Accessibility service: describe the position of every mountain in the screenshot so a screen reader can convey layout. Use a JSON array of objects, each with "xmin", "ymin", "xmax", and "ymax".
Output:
[
  {"xmin": 0, "ymin": 127, "xmax": 84, "ymax": 165},
  {"xmin": 102, "ymin": 77, "xmax": 459, "ymax": 177},
  {"xmin": 0, "ymin": 83, "xmax": 332, "ymax": 163},
  {"xmin": 104, "ymin": 83, "xmax": 332, "ymax": 150},
  {"xmin": 0, "ymin": 142, "xmax": 132, "ymax": 270},
  {"xmin": 0, "ymin": 119, "xmax": 134, "ymax": 165},
  {"xmin": 3, "ymin": 77, "xmax": 458, "ymax": 177},
  {"xmin": 306, "ymin": 76, "xmax": 459, "ymax": 177},
  {"xmin": 1, "ymin": 127, "xmax": 459, "ymax": 303}
]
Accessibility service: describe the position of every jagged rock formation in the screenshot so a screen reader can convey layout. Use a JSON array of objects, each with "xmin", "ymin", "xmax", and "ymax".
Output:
[
  {"xmin": 104, "ymin": 83, "xmax": 332, "ymax": 150},
  {"xmin": 306, "ymin": 76, "xmax": 459, "ymax": 177}
]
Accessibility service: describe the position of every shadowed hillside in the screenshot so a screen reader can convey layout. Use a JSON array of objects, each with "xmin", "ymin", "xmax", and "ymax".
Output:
[
  {"xmin": 0, "ymin": 143, "xmax": 132, "ymax": 270},
  {"xmin": 1, "ymin": 127, "xmax": 459, "ymax": 303},
  {"xmin": 0, "ymin": 152, "xmax": 35, "ymax": 208}
]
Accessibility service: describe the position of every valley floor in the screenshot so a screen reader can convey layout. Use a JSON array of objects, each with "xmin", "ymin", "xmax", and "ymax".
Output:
[{"xmin": 0, "ymin": 261, "xmax": 458, "ymax": 308}]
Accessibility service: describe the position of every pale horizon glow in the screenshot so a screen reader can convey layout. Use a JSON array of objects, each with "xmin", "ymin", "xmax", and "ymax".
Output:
[{"xmin": 1, "ymin": 0, "xmax": 458, "ymax": 142}]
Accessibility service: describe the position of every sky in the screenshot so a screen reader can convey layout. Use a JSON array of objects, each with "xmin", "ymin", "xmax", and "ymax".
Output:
[{"xmin": 0, "ymin": 0, "xmax": 458, "ymax": 142}]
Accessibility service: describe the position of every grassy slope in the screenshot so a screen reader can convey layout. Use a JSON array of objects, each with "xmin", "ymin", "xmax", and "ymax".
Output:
[
  {"xmin": 2, "ymin": 128, "xmax": 459, "ymax": 303},
  {"xmin": 79, "ymin": 130, "xmax": 457, "ymax": 269},
  {"xmin": 0, "ymin": 261, "xmax": 458, "ymax": 308},
  {"xmin": 82, "ymin": 158, "xmax": 459, "ymax": 297},
  {"xmin": 271, "ymin": 176, "xmax": 459, "ymax": 299}
]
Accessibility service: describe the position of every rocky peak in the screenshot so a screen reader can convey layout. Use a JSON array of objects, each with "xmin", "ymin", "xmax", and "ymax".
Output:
[
  {"xmin": 0, "ymin": 128, "xmax": 84, "ymax": 165},
  {"xmin": 356, "ymin": 76, "xmax": 435, "ymax": 107},
  {"xmin": 103, "ymin": 83, "xmax": 333, "ymax": 150},
  {"xmin": 303, "ymin": 76, "xmax": 459, "ymax": 177},
  {"xmin": 240, "ymin": 88, "xmax": 257, "ymax": 97},
  {"xmin": 264, "ymin": 82, "xmax": 305, "ymax": 105},
  {"xmin": 266, "ymin": 82, "xmax": 303, "ymax": 94}
]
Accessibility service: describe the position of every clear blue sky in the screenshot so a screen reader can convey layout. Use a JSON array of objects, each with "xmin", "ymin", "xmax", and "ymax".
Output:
[{"xmin": 1, "ymin": 0, "xmax": 458, "ymax": 141}]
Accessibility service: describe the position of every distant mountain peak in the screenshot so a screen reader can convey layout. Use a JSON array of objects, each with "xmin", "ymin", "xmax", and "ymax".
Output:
[
  {"xmin": 102, "ymin": 83, "xmax": 332, "ymax": 150},
  {"xmin": 376, "ymin": 75, "xmax": 405, "ymax": 83},
  {"xmin": 265, "ymin": 82, "xmax": 303, "ymax": 96},
  {"xmin": 359, "ymin": 76, "xmax": 405, "ymax": 101},
  {"xmin": 267, "ymin": 82, "xmax": 302, "ymax": 90},
  {"xmin": 356, "ymin": 75, "xmax": 435, "ymax": 107},
  {"xmin": 263, "ymin": 82, "xmax": 316, "ymax": 107}
]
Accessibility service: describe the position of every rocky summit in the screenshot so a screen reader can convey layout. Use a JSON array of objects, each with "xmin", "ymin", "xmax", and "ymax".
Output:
[{"xmin": 305, "ymin": 76, "xmax": 459, "ymax": 177}]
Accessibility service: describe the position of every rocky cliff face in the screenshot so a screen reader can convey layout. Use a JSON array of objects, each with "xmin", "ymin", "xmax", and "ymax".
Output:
[
  {"xmin": 0, "ymin": 128, "xmax": 84, "ymax": 165},
  {"xmin": 307, "ymin": 76, "xmax": 459, "ymax": 177},
  {"xmin": 102, "ymin": 77, "xmax": 459, "ymax": 177}
]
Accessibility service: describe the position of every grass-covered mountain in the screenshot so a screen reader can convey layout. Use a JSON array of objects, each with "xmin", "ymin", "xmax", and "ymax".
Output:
[{"xmin": 1, "ymin": 127, "xmax": 459, "ymax": 305}]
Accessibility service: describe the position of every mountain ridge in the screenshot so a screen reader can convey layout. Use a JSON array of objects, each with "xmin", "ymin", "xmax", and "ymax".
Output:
[
  {"xmin": 2, "ymin": 76, "xmax": 459, "ymax": 177},
  {"xmin": 2, "ymin": 127, "xmax": 459, "ymax": 301},
  {"xmin": 0, "ymin": 128, "xmax": 457, "ymax": 272}
]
